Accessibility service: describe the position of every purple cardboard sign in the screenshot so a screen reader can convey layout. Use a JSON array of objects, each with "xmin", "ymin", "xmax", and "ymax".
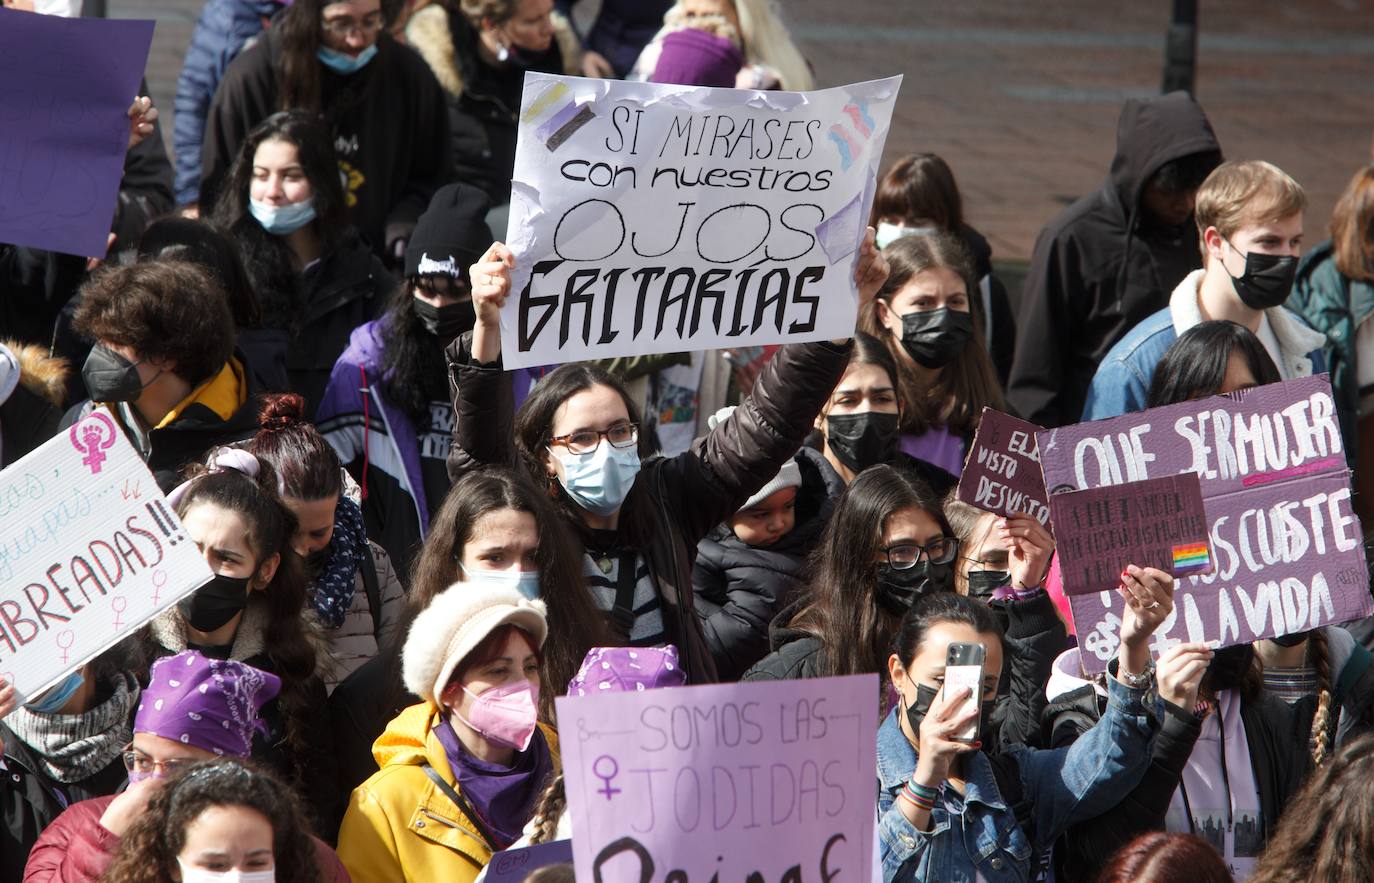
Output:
[
  {"xmin": 1050, "ymin": 472, "xmax": 1212, "ymax": 597},
  {"xmin": 556, "ymin": 674, "xmax": 878, "ymax": 883},
  {"xmin": 1037, "ymin": 375, "xmax": 1370, "ymax": 673},
  {"xmin": 483, "ymin": 841, "xmax": 574, "ymax": 883},
  {"xmin": 957, "ymin": 408, "xmax": 1050, "ymax": 525},
  {"xmin": 0, "ymin": 9, "xmax": 155, "ymax": 257}
]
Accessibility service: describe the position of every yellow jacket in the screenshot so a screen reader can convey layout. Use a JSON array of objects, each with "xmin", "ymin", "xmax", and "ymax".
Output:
[{"xmin": 338, "ymin": 703, "xmax": 560, "ymax": 883}]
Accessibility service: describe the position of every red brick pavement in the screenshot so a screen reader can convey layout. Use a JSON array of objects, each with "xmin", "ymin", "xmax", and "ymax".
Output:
[{"xmin": 119, "ymin": 0, "xmax": 1374, "ymax": 261}]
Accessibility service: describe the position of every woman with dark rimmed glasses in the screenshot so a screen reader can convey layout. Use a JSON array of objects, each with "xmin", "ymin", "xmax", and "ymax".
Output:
[{"xmin": 743, "ymin": 464, "xmax": 958, "ymax": 691}]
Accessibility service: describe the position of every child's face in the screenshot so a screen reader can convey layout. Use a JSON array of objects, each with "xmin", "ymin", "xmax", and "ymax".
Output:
[{"xmin": 730, "ymin": 487, "xmax": 798, "ymax": 548}]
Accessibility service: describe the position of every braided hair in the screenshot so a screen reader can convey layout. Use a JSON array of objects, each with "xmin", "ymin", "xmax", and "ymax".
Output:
[
  {"xmin": 1309, "ymin": 628, "xmax": 1335, "ymax": 766},
  {"xmin": 526, "ymin": 771, "xmax": 567, "ymax": 845}
]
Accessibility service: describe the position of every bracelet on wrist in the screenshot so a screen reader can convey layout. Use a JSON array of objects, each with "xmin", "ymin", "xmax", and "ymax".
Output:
[
  {"xmin": 1118, "ymin": 658, "xmax": 1156, "ymax": 690},
  {"xmin": 900, "ymin": 781, "xmax": 937, "ymax": 812}
]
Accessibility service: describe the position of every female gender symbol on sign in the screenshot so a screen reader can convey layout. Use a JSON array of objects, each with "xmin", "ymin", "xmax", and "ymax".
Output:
[
  {"xmin": 111, "ymin": 597, "xmax": 127, "ymax": 629},
  {"xmin": 151, "ymin": 570, "xmax": 167, "ymax": 606},
  {"xmin": 56, "ymin": 630, "xmax": 75, "ymax": 664},
  {"xmin": 593, "ymin": 755, "xmax": 621, "ymax": 801}
]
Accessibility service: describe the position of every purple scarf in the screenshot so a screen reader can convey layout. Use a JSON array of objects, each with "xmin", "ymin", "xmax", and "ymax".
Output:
[{"xmin": 432, "ymin": 716, "xmax": 552, "ymax": 848}]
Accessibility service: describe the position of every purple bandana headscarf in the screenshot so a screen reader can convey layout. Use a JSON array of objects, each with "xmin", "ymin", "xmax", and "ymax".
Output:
[
  {"xmin": 567, "ymin": 645, "xmax": 687, "ymax": 695},
  {"xmin": 135, "ymin": 651, "xmax": 281, "ymax": 758}
]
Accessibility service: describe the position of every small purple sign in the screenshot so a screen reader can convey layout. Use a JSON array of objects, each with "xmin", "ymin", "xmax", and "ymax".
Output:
[
  {"xmin": 1037, "ymin": 375, "xmax": 1370, "ymax": 673},
  {"xmin": 957, "ymin": 408, "xmax": 1050, "ymax": 525},
  {"xmin": 1050, "ymin": 472, "xmax": 1212, "ymax": 597},
  {"xmin": 483, "ymin": 841, "xmax": 573, "ymax": 883},
  {"xmin": 0, "ymin": 9, "xmax": 155, "ymax": 257}
]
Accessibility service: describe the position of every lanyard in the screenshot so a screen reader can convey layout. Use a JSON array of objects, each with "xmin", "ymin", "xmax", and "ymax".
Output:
[{"xmin": 1178, "ymin": 699, "xmax": 1234, "ymax": 835}]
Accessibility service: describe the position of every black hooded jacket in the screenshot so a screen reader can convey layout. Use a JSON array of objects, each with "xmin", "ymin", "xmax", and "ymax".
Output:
[
  {"xmin": 1007, "ymin": 92, "xmax": 1221, "ymax": 427},
  {"xmin": 692, "ymin": 446, "xmax": 844, "ymax": 680}
]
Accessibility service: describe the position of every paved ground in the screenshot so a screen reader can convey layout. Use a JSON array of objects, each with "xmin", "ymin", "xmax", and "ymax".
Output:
[{"xmin": 113, "ymin": 0, "xmax": 1374, "ymax": 266}]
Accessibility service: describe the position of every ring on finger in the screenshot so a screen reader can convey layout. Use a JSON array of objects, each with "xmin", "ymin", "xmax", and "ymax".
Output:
[{"xmin": 1145, "ymin": 601, "xmax": 1161, "ymax": 610}]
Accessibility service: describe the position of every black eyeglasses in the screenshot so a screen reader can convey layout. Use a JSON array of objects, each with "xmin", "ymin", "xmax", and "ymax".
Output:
[
  {"xmin": 549, "ymin": 422, "xmax": 638, "ymax": 455},
  {"xmin": 122, "ymin": 745, "xmax": 195, "ymax": 778},
  {"xmin": 320, "ymin": 12, "xmax": 384, "ymax": 36},
  {"xmin": 881, "ymin": 536, "xmax": 960, "ymax": 570}
]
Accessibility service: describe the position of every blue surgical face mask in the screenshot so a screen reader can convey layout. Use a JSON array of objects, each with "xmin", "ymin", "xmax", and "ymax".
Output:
[
  {"xmin": 249, "ymin": 197, "xmax": 317, "ymax": 235},
  {"xmin": 875, "ymin": 221, "xmax": 939, "ymax": 250},
  {"xmin": 24, "ymin": 670, "xmax": 85, "ymax": 714},
  {"xmin": 317, "ymin": 43, "xmax": 378, "ymax": 75},
  {"xmin": 460, "ymin": 565, "xmax": 542, "ymax": 600},
  {"xmin": 551, "ymin": 440, "xmax": 641, "ymax": 517}
]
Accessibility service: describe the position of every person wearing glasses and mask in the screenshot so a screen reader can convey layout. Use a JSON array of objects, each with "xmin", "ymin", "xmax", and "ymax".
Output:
[
  {"xmin": 743, "ymin": 465, "xmax": 959, "ymax": 696},
  {"xmin": 22, "ymin": 652, "xmax": 350, "ymax": 883},
  {"xmin": 200, "ymin": 0, "xmax": 451, "ymax": 267},
  {"xmin": 406, "ymin": 0, "xmax": 581, "ymax": 217},
  {"xmin": 447, "ymin": 234, "xmax": 889, "ymax": 683}
]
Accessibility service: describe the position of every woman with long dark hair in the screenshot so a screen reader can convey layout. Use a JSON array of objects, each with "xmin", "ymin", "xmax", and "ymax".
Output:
[
  {"xmin": 743, "ymin": 464, "xmax": 956, "ymax": 685},
  {"xmin": 446, "ymin": 235, "xmax": 889, "ymax": 682},
  {"xmin": 200, "ymin": 0, "xmax": 451, "ymax": 264},
  {"xmin": 145, "ymin": 449, "xmax": 339, "ymax": 833},
  {"xmin": 859, "ymin": 231, "xmax": 1006, "ymax": 490},
  {"xmin": 317, "ymin": 183, "xmax": 494, "ymax": 574},
  {"xmin": 211, "ymin": 111, "xmax": 391, "ymax": 413},
  {"xmin": 329, "ymin": 466, "xmax": 606, "ymax": 795}
]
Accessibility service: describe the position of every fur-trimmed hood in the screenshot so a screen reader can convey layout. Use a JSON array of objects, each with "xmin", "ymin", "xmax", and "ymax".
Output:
[
  {"xmin": 405, "ymin": 4, "xmax": 581, "ymax": 98},
  {"xmin": 0, "ymin": 340, "xmax": 68, "ymax": 408}
]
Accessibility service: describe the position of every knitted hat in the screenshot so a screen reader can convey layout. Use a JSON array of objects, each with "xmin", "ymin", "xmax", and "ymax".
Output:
[
  {"xmin": 404, "ymin": 183, "xmax": 494, "ymax": 281},
  {"xmin": 652, "ymin": 27, "xmax": 744, "ymax": 89},
  {"xmin": 403, "ymin": 582, "xmax": 549, "ymax": 706},
  {"xmin": 567, "ymin": 646, "xmax": 686, "ymax": 695},
  {"xmin": 136, "ymin": 651, "xmax": 281, "ymax": 758},
  {"xmin": 739, "ymin": 458, "xmax": 803, "ymax": 511}
]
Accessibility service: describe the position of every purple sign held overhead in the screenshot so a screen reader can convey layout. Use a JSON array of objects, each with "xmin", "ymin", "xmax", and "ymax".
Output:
[
  {"xmin": 1050, "ymin": 472, "xmax": 1212, "ymax": 597},
  {"xmin": 556, "ymin": 674, "xmax": 877, "ymax": 883},
  {"xmin": 0, "ymin": 9, "xmax": 155, "ymax": 257},
  {"xmin": 1037, "ymin": 375, "xmax": 1370, "ymax": 674},
  {"xmin": 957, "ymin": 408, "xmax": 1050, "ymax": 525}
]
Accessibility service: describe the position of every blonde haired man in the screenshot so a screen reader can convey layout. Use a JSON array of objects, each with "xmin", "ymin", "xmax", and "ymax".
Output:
[{"xmin": 1082, "ymin": 160, "xmax": 1326, "ymax": 419}]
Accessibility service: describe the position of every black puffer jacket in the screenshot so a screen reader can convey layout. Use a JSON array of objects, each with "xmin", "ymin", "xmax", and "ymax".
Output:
[
  {"xmin": 693, "ymin": 447, "xmax": 844, "ymax": 680},
  {"xmin": 741, "ymin": 598, "xmax": 829, "ymax": 683},
  {"xmin": 1007, "ymin": 92, "xmax": 1221, "ymax": 427},
  {"xmin": 446, "ymin": 336, "xmax": 853, "ymax": 684}
]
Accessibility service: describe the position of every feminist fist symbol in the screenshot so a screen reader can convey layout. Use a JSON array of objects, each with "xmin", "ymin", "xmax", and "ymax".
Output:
[{"xmin": 68, "ymin": 412, "xmax": 117, "ymax": 475}]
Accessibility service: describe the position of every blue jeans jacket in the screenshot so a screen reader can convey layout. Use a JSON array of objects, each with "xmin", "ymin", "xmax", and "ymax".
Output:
[{"xmin": 877, "ymin": 675, "xmax": 1157, "ymax": 883}]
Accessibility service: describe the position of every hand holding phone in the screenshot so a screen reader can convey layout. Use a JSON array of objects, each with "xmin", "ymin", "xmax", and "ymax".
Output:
[{"xmin": 944, "ymin": 642, "xmax": 986, "ymax": 743}]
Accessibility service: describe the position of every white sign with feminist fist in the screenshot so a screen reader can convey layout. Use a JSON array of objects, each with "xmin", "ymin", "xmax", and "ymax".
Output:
[
  {"xmin": 0, "ymin": 409, "xmax": 213, "ymax": 704},
  {"xmin": 502, "ymin": 74, "xmax": 903, "ymax": 368}
]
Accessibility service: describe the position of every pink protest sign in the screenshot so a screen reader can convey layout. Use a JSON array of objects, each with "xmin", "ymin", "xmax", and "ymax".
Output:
[
  {"xmin": 956, "ymin": 408, "xmax": 1050, "ymax": 525},
  {"xmin": 556, "ymin": 674, "xmax": 878, "ymax": 883},
  {"xmin": 1050, "ymin": 472, "xmax": 1212, "ymax": 597},
  {"xmin": 1037, "ymin": 375, "xmax": 1370, "ymax": 673}
]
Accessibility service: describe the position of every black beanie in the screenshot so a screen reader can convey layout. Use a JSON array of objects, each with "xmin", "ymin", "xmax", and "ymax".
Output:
[{"xmin": 404, "ymin": 182, "xmax": 494, "ymax": 280}]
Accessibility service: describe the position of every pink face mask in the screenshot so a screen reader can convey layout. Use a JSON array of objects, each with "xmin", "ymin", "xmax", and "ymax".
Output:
[{"xmin": 453, "ymin": 679, "xmax": 540, "ymax": 751}]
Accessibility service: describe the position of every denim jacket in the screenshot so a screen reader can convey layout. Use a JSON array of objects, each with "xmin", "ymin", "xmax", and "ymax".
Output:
[
  {"xmin": 1080, "ymin": 269, "xmax": 1328, "ymax": 421},
  {"xmin": 877, "ymin": 674, "xmax": 1157, "ymax": 883}
]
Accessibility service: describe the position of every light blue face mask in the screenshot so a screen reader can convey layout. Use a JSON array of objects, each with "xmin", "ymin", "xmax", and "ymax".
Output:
[
  {"xmin": 552, "ymin": 440, "xmax": 641, "ymax": 517},
  {"xmin": 249, "ymin": 197, "xmax": 317, "ymax": 235},
  {"xmin": 24, "ymin": 670, "xmax": 84, "ymax": 714},
  {"xmin": 460, "ymin": 565, "xmax": 542, "ymax": 600},
  {"xmin": 317, "ymin": 43, "xmax": 378, "ymax": 75},
  {"xmin": 875, "ymin": 221, "xmax": 940, "ymax": 250}
]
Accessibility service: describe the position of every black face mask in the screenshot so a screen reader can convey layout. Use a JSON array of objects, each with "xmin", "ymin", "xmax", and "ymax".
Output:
[
  {"xmin": 1204, "ymin": 643, "xmax": 1255, "ymax": 693},
  {"xmin": 825, "ymin": 411, "xmax": 899, "ymax": 473},
  {"xmin": 876, "ymin": 560, "xmax": 954, "ymax": 615},
  {"xmin": 903, "ymin": 680, "xmax": 995, "ymax": 746},
  {"xmin": 82, "ymin": 345, "xmax": 159, "ymax": 403},
  {"xmin": 1224, "ymin": 240, "xmax": 1298, "ymax": 310},
  {"xmin": 178, "ymin": 573, "xmax": 251, "ymax": 633},
  {"xmin": 413, "ymin": 295, "xmax": 476, "ymax": 340},
  {"xmin": 1269, "ymin": 629, "xmax": 1311, "ymax": 649},
  {"xmin": 967, "ymin": 569, "xmax": 1010, "ymax": 601},
  {"xmin": 898, "ymin": 307, "xmax": 973, "ymax": 369}
]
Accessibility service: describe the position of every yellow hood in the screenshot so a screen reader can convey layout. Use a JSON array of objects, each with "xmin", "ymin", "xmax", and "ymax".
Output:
[
  {"xmin": 372, "ymin": 702, "xmax": 450, "ymax": 773},
  {"xmin": 154, "ymin": 356, "xmax": 247, "ymax": 430}
]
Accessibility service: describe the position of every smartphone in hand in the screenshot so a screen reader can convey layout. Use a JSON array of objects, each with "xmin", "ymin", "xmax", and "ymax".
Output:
[{"xmin": 945, "ymin": 642, "xmax": 986, "ymax": 743}]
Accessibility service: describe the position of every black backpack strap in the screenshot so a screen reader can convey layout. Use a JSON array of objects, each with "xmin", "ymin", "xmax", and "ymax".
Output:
[
  {"xmin": 608, "ymin": 550, "xmax": 638, "ymax": 640},
  {"xmin": 359, "ymin": 544, "xmax": 382, "ymax": 637},
  {"xmin": 987, "ymin": 751, "xmax": 1036, "ymax": 847},
  {"xmin": 421, "ymin": 763, "xmax": 498, "ymax": 850}
]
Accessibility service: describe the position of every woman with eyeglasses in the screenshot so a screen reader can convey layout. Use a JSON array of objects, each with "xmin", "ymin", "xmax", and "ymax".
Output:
[
  {"xmin": 200, "ymin": 0, "xmax": 451, "ymax": 267},
  {"xmin": 742, "ymin": 465, "xmax": 959, "ymax": 692},
  {"xmin": 23, "ymin": 652, "xmax": 350, "ymax": 883},
  {"xmin": 446, "ymin": 235, "xmax": 889, "ymax": 683}
]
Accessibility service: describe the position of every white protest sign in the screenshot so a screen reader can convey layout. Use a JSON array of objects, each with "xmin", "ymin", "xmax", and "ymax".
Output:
[
  {"xmin": 556, "ymin": 674, "xmax": 878, "ymax": 883},
  {"xmin": 0, "ymin": 409, "xmax": 212, "ymax": 703},
  {"xmin": 502, "ymin": 74, "xmax": 903, "ymax": 368}
]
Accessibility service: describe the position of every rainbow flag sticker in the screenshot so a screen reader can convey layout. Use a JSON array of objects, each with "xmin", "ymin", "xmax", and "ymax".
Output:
[{"xmin": 1172, "ymin": 542, "xmax": 1211, "ymax": 575}]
